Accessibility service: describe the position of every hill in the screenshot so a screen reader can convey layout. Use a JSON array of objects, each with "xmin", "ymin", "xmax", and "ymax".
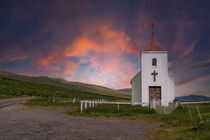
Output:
[
  {"xmin": 0, "ymin": 71, "xmax": 130, "ymax": 99},
  {"xmin": 175, "ymin": 95, "xmax": 210, "ymax": 102},
  {"xmin": 117, "ymin": 88, "xmax": 131, "ymax": 94}
]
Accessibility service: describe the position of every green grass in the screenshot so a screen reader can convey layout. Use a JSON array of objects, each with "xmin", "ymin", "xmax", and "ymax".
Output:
[
  {"xmin": 24, "ymin": 97, "xmax": 81, "ymax": 107},
  {"xmin": 69, "ymin": 103, "xmax": 210, "ymax": 139},
  {"xmin": 0, "ymin": 77, "xmax": 128, "ymax": 101},
  {"xmin": 71, "ymin": 104, "xmax": 155, "ymax": 119},
  {"xmin": 0, "ymin": 71, "xmax": 130, "ymax": 99}
]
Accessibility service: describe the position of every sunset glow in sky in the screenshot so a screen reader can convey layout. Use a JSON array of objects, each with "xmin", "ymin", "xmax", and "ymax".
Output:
[{"xmin": 0, "ymin": 0, "xmax": 209, "ymax": 96}]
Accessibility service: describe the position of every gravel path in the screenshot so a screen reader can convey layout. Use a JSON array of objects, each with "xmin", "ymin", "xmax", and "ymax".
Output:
[{"xmin": 0, "ymin": 98, "xmax": 159, "ymax": 140}]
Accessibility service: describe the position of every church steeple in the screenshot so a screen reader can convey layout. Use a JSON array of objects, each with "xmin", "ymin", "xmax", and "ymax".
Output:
[{"xmin": 141, "ymin": 24, "xmax": 167, "ymax": 51}]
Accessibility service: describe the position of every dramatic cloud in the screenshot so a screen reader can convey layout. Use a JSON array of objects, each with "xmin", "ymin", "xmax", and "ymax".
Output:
[
  {"xmin": 0, "ymin": 0, "xmax": 209, "ymax": 96},
  {"xmin": 37, "ymin": 23, "xmax": 138, "ymax": 87}
]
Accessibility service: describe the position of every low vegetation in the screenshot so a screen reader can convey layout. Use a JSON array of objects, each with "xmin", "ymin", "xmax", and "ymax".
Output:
[
  {"xmin": 0, "ymin": 71, "xmax": 130, "ymax": 99},
  {"xmin": 69, "ymin": 103, "xmax": 210, "ymax": 140},
  {"xmin": 71, "ymin": 104, "xmax": 155, "ymax": 119},
  {"xmin": 149, "ymin": 104, "xmax": 210, "ymax": 140},
  {"xmin": 24, "ymin": 97, "xmax": 80, "ymax": 106},
  {"xmin": 0, "ymin": 77, "xmax": 128, "ymax": 101}
]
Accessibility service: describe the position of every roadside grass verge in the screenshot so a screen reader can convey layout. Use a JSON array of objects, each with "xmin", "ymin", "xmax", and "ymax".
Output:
[{"xmin": 24, "ymin": 97, "xmax": 80, "ymax": 107}]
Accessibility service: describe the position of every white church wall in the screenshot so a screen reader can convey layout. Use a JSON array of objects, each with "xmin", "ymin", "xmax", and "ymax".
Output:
[
  {"xmin": 131, "ymin": 73, "xmax": 142, "ymax": 103},
  {"xmin": 141, "ymin": 51, "xmax": 170, "ymax": 106},
  {"xmin": 168, "ymin": 75, "xmax": 175, "ymax": 103}
]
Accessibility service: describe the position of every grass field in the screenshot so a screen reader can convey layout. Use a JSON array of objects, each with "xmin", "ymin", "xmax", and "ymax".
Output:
[
  {"xmin": 0, "ymin": 76, "xmax": 129, "ymax": 101},
  {"xmin": 68, "ymin": 103, "xmax": 210, "ymax": 140},
  {"xmin": 0, "ymin": 71, "xmax": 130, "ymax": 99}
]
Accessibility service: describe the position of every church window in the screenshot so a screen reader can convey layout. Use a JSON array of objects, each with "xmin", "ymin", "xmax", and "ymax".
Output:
[{"xmin": 152, "ymin": 58, "xmax": 157, "ymax": 66}]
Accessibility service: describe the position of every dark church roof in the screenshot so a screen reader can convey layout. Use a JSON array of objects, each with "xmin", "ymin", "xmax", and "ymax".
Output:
[{"xmin": 142, "ymin": 34, "xmax": 167, "ymax": 51}]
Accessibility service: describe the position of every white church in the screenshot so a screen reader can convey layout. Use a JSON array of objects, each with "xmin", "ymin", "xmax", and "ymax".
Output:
[{"xmin": 130, "ymin": 32, "xmax": 175, "ymax": 106}]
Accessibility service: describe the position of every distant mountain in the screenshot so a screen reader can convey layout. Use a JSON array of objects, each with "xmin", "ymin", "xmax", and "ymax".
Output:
[
  {"xmin": 117, "ymin": 88, "xmax": 131, "ymax": 94},
  {"xmin": 0, "ymin": 71, "xmax": 130, "ymax": 99},
  {"xmin": 175, "ymin": 95, "xmax": 210, "ymax": 102}
]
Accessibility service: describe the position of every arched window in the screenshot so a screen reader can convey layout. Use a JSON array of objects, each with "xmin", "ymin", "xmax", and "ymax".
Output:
[{"xmin": 152, "ymin": 58, "xmax": 157, "ymax": 66}]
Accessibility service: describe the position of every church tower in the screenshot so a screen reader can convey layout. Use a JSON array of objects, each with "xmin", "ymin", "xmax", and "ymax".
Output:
[{"xmin": 131, "ymin": 28, "xmax": 175, "ymax": 106}]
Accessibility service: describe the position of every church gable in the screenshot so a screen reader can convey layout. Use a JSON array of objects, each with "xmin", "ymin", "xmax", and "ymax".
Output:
[{"xmin": 130, "ymin": 71, "xmax": 141, "ymax": 85}]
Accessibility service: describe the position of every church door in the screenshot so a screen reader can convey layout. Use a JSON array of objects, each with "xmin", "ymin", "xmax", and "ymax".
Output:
[{"xmin": 149, "ymin": 86, "xmax": 161, "ymax": 106}]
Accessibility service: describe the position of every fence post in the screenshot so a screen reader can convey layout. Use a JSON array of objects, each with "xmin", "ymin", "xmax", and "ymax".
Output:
[
  {"xmin": 187, "ymin": 106, "xmax": 193, "ymax": 119},
  {"xmin": 73, "ymin": 97, "xmax": 76, "ymax": 104},
  {"xmin": 117, "ymin": 104, "xmax": 120, "ymax": 111},
  {"xmin": 89, "ymin": 101, "xmax": 92, "ymax": 108},
  {"xmin": 85, "ymin": 101, "xmax": 87, "ymax": 109},
  {"xmin": 81, "ymin": 102, "xmax": 83, "ymax": 113},
  {"xmin": 196, "ymin": 106, "xmax": 203, "ymax": 123}
]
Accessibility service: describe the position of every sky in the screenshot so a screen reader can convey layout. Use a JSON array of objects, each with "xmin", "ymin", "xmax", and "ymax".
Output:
[{"xmin": 0, "ymin": 0, "xmax": 209, "ymax": 97}]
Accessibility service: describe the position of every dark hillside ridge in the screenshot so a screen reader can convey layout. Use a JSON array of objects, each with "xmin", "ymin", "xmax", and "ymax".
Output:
[{"xmin": 176, "ymin": 95, "xmax": 210, "ymax": 102}]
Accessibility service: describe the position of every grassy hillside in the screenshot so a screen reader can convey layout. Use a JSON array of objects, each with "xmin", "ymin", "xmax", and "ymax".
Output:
[
  {"xmin": 117, "ymin": 88, "xmax": 131, "ymax": 94},
  {"xmin": 0, "ymin": 71, "xmax": 130, "ymax": 99}
]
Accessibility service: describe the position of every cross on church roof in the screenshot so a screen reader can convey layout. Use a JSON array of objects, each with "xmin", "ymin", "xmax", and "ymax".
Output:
[{"xmin": 141, "ymin": 23, "xmax": 167, "ymax": 51}]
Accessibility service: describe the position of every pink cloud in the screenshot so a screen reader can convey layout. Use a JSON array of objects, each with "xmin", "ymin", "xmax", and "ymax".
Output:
[
  {"xmin": 113, "ymin": 64, "xmax": 136, "ymax": 88},
  {"xmin": 0, "ymin": 48, "xmax": 28, "ymax": 63},
  {"xmin": 179, "ymin": 37, "xmax": 199, "ymax": 59},
  {"xmin": 37, "ymin": 23, "xmax": 139, "ymax": 88},
  {"xmin": 8, "ymin": 55, "xmax": 27, "ymax": 62},
  {"xmin": 63, "ymin": 60, "xmax": 77, "ymax": 74}
]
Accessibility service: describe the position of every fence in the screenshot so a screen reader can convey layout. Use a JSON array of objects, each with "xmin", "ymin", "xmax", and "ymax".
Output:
[
  {"xmin": 180, "ymin": 101, "xmax": 210, "ymax": 124},
  {"xmin": 80, "ymin": 100, "xmax": 147, "ymax": 112},
  {"xmin": 80, "ymin": 99, "xmax": 210, "ymax": 114}
]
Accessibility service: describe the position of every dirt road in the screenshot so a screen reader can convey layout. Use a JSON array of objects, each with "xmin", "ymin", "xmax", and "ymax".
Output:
[{"xmin": 0, "ymin": 98, "xmax": 158, "ymax": 140}]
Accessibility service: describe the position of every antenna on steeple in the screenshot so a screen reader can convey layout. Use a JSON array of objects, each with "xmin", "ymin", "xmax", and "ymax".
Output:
[{"xmin": 152, "ymin": 23, "xmax": 154, "ymax": 36}]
